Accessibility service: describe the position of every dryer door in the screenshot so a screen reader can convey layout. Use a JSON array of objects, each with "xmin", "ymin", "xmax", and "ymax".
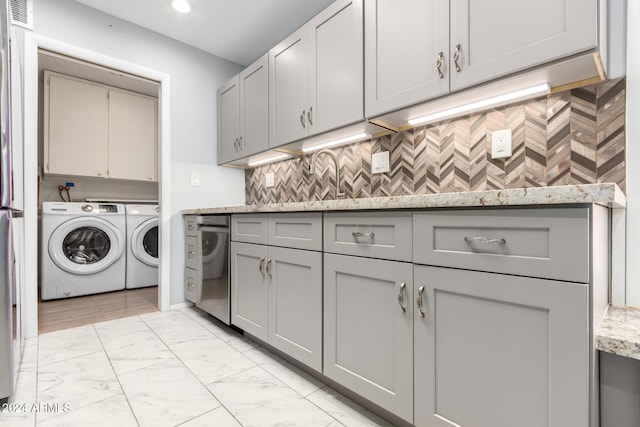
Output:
[
  {"xmin": 48, "ymin": 217, "xmax": 124, "ymax": 275},
  {"xmin": 131, "ymin": 218, "xmax": 158, "ymax": 267}
]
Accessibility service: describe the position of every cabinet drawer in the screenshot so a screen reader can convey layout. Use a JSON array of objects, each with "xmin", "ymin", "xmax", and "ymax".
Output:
[
  {"xmin": 231, "ymin": 214, "xmax": 268, "ymax": 244},
  {"xmin": 413, "ymin": 208, "xmax": 589, "ymax": 283},
  {"xmin": 185, "ymin": 236, "xmax": 197, "ymax": 270},
  {"xmin": 184, "ymin": 267, "xmax": 201, "ymax": 303},
  {"xmin": 268, "ymin": 213, "xmax": 322, "ymax": 251},
  {"xmin": 184, "ymin": 215, "xmax": 197, "ymax": 237},
  {"xmin": 324, "ymin": 211, "xmax": 412, "ymax": 261}
]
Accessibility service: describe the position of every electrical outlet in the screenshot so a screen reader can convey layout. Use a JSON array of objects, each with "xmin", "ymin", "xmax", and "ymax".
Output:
[
  {"xmin": 491, "ymin": 129, "xmax": 512, "ymax": 159},
  {"xmin": 265, "ymin": 172, "xmax": 275, "ymax": 188},
  {"xmin": 372, "ymin": 151, "xmax": 390, "ymax": 174}
]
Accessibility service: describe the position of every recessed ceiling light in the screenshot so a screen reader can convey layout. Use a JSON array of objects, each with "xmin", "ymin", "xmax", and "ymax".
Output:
[{"xmin": 171, "ymin": 0, "xmax": 193, "ymax": 13}]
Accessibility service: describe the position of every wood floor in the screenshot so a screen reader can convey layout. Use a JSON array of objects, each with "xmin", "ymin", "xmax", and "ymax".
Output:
[{"xmin": 38, "ymin": 286, "xmax": 159, "ymax": 334}]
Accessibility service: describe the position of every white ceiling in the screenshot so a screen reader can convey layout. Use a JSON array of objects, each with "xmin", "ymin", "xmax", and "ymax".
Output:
[{"xmin": 73, "ymin": 0, "xmax": 335, "ymax": 66}]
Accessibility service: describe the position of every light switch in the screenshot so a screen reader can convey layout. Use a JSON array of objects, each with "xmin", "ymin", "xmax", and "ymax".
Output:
[
  {"xmin": 372, "ymin": 151, "xmax": 390, "ymax": 174},
  {"xmin": 190, "ymin": 172, "xmax": 200, "ymax": 187},
  {"xmin": 265, "ymin": 172, "xmax": 275, "ymax": 188}
]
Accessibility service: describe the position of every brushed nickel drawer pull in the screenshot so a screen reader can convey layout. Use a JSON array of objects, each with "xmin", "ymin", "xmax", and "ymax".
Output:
[
  {"xmin": 398, "ymin": 282, "xmax": 407, "ymax": 313},
  {"xmin": 300, "ymin": 110, "xmax": 306, "ymax": 128},
  {"xmin": 464, "ymin": 236, "xmax": 506, "ymax": 245},
  {"xmin": 352, "ymin": 231, "xmax": 375, "ymax": 239},
  {"xmin": 258, "ymin": 257, "xmax": 265, "ymax": 276},
  {"xmin": 436, "ymin": 51, "xmax": 444, "ymax": 79},
  {"xmin": 416, "ymin": 286, "xmax": 426, "ymax": 318}
]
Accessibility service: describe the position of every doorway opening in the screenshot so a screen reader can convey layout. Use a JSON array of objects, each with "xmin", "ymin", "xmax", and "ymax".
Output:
[{"xmin": 22, "ymin": 34, "xmax": 171, "ymax": 338}]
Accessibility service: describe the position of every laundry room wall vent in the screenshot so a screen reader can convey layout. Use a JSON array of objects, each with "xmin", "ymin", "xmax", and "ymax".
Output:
[{"xmin": 10, "ymin": 0, "xmax": 32, "ymax": 30}]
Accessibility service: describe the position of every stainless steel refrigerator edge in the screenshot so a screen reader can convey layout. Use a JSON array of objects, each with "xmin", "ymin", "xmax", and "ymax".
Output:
[{"xmin": 1, "ymin": 0, "xmax": 21, "ymax": 403}]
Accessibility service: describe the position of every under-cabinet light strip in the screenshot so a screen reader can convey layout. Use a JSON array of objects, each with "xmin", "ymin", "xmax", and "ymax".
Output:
[
  {"xmin": 408, "ymin": 83, "xmax": 551, "ymax": 127},
  {"xmin": 301, "ymin": 132, "xmax": 372, "ymax": 153},
  {"xmin": 247, "ymin": 153, "xmax": 291, "ymax": 167}
]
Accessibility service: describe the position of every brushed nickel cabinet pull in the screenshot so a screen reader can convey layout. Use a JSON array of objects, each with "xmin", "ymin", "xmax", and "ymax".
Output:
[
  {"xmin": 352, "ymin": 231, "xmax": 375, "ymax": 239},
  {"xmin": 398, "ymin": 282, "xmax": 407, "ymax": 313},
  {"xmin": 416, "ymin": 286, "xmax": 426, "ymax": 318},
  {"xmin": 266, "ymin": 258, "xmax": 272, "ymax": 279},
  {"xmin": 308, "ymin": 107, "xmax": 313, "ymax": 125},
  {"xmin": 259, "ymin": 257, "xmax": 265, "ymax": 276},
  {"xmin": 436, "ymin": 51, "xmax": 444, "ymax": 79},
  {"xmin": 464, "ymin": 236, "xmax": 506, "ymax": 245},
  {"xmin": 239, "ymin": 136, "xmax": 244, "ymax": 150},
  {"xmin": 453, "ymin": 44, "xmax": 462, "ymax": 72},
  {"xmin": 300, "ymin": 110, "xmax": 306, "ymax": 128}
]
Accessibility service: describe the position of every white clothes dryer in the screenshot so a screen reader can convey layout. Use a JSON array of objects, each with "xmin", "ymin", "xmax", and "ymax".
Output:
[
  {"xmin": 125, "ymin": 204, "xmax": 158, "ymax": 289},
  {"xmin": 40, "ymin": 202, "xmax": 126, "ymax": 300}
]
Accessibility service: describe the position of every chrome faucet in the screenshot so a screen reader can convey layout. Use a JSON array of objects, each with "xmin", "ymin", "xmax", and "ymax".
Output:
[{"xmin": 309, "ymin": 149, "xmax": 345, "ymax": 199}]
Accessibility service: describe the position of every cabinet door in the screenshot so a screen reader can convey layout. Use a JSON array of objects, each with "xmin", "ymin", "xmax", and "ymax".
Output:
[
  {"xmin": 324, "ymin": 253, "xmax": 413, "ymax": 422},
  {"xmin": 414, "ymin": 265, "xmax": 589, "ymax": 427},
  {"xmin": 45, "ymin": 72, "xmax": 108, "ymax": 177},
  {"xmin": 239, "ymin": 53, "xmax": 269, "ymax": 158},
  {"xmin": 449, "ymin": 0, "xmax": 597, "ymax": 91},
  {"xmin": 268, "ymin": 247, "xmax": 322, "ymax": 372},
  {"xmin": 364, "ymin": 0, "xmax": 449, "ymax": 118},
  {"xmin": 230, "ymin": 242, "xmax": 268, "ymax": 341},
  {"xmin": 108, "ymin": 89, "xmax": 158, "ymax": 182},
  {"xmin": 269, "ymin": 27, "xmax": 309, "ymax": 147},
  {"xmin": 217, "ymin": 75, "xmax": 240, "ymax": 164},
  {"xmin": 308, "ymin": 0, "xmax": 363, "ymax": 135}
]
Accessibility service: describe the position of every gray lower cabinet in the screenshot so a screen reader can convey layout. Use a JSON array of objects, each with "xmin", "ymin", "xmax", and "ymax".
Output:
[
  {"xmin": 268, "ymin": 246, "xmax": 322, "ymax": 371},
  {"xmin": 230, "ymin": 242, "xmax": 269, "ymax": 341},
  {"xmin": 413, "ymin": 265, "xmax": 589, "ymax": 427},
  {"xmin": 323, "ymin": 253, "xmax": 414, "ymax": 422},
  {"xmin": 230, "ymin": 241, "xmax": 322, "ymax": 372}
]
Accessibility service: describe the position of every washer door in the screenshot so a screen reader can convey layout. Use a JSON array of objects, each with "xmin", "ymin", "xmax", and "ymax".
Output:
[
  {"xmin": 131, "ymin": 218, "xmax": 158, "ymax": 267},
  {"xmin": 48, "ymin": 217, "xmax": 124, "ymax": 275}
]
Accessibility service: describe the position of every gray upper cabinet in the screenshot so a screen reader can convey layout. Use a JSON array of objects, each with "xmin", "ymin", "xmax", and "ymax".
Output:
[
  {"xmin": 414, "ymin": 264, "xmax": 589, "ymax": 427},
  {"xmin": 217, "ymin": 74, "xmax": 240, "ymax": 165},
  {"xmin": 365, "ymin": 0, "xmax": 598, "ymax": 118},
  {"xmin": 449, "ymin": 0, "xmax": 597, "ymax": 92},
  {"xmin": 364, "ymin": 0, "xmax": 449, "ymax": 118},
  {"xmin": 269, "ymin": 0, "xmax": 363, "ymax": 147},
  {"xmin": 217, "ymin": 54, "xmax": 269, "ymax": 165}
]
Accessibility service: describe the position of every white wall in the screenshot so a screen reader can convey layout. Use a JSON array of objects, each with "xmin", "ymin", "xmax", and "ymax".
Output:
[{"xmin": 31, "ymin": 0, "xmax": 245, "ymax": 305}]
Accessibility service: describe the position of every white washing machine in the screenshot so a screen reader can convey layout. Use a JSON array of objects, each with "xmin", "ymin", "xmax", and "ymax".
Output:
[
  {"xmin": 40, "ymin": 202, "xmax": 126, "ymax": 300},
  {"xmin": 125, "ymin": 204, "xmax": 158, "ymax": 289}
]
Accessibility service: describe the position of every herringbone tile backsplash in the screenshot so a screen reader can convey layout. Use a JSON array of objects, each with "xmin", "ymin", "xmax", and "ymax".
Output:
[{"xmin": 245, "ymin": 78, "xmax": 626, "ymax": 204}]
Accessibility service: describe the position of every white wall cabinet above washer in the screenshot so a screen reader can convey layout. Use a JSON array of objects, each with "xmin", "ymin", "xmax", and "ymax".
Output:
[
  {"xmin": 44, "ymin": 72, "xmax": 109, "ymax": 178},
  {"xmin": 108, "ymin": 89, "xmax": 158, "ymax": 182},
  {"xmin": 44, "ymin": 71, "xmax": 158, "ymax": 182}
]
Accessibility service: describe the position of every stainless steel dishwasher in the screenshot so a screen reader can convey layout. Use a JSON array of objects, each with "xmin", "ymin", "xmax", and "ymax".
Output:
[{"xmin": 185, "ymin": 215, "xmax": 230, "ymax": 324}]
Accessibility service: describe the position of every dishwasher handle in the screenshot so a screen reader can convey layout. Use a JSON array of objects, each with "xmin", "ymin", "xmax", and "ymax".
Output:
[{"xmin": 198, "ymin": 226, "xmax": 230, "ymax": 234}]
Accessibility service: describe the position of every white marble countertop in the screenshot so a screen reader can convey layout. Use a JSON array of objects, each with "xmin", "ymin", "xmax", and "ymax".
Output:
[
  {"xmin": 596, "ymin": 305, "xmax": 640, "ymax": 360},
  {"xmin": 183, "ymin": 183, "xmax": 625, "ymax": 215}
]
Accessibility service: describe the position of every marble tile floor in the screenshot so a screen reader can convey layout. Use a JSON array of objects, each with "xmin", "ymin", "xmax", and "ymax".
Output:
[{"xmin": 1, "ymin": 306, "xmax": 392, "ymax": 427}]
